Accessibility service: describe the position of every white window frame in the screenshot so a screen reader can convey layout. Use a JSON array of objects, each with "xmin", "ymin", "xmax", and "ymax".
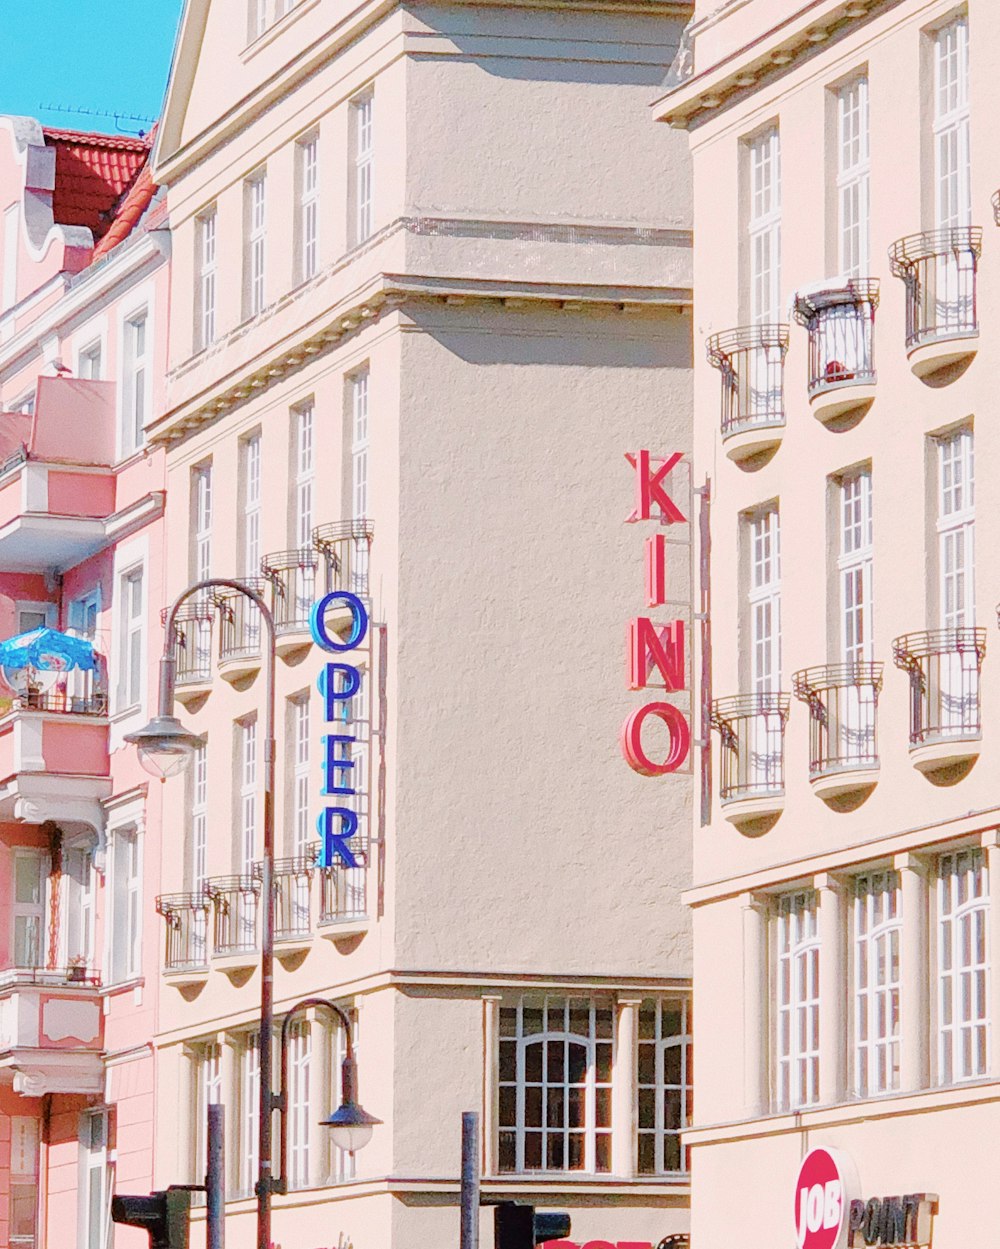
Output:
[
  {"xmin": 350, "ymin": 369, "xmax": 370, "ymax": 522},
  {"xmin": 748, "ymin": 126, "xmax": 781, "ymax": 324},
  {"xmin": 498, "ymin": 996, "xmax": 615, "ymax": 1175},
  {"xmin": 853, "ymin": 870, "xmax": 901, "ymax": 1097},
  {"xmin": 120, "ymin": 305, "xmax": 150, "ymax": 458},
  {"xmin": 292, "ymin": 695, "xmax": 310, "ymax": 856},
  {"xmin": 16, "ymin": 601, "xmax": 56, "ymax": 635},
  {"xmin": 242, "ymin": 433, "xmax": 262, "ymax": 577},
  {"xmin": 838, "ymin": 470, "xmax": 874, "ymax": 663},
  {"xmin": 836, "ymin": 75, "xmax": 871, "ymax": 277},
  {"xmin": 245, "ymin": 172, "xmax": 267, "ymax": 319},
  {"xmin": 109, "ymin": 824, "xmax": 142, "ymax": 984},
  {"xmin": 195, "ymin": 1041, "xmax": 222, "ymax": 1181},
  {"xmin": 10, "ymin": 1116, "xmax": 39, "ymax": 1249},
  {"xmin": 288, "ymin": 1018, "xmax": 311, "ymax": 1190},
  {"xmin": 938, "ymin": 847, "xmax": 989, "ymax": 1084},
  {"xmin": 64, "ymin": 844, "xmax": 97, "ymax": 970},
  {"xmin": 351, "ymin": 92, "xmax": 374, "ymax": 246},
  {"xmin": 749, "ymin": 506, "xmax": 781, "ymax": 691},
  {"xmin": 248, "ymin": 0, "xmax": 268, "ymax": 42},
  {"xmin": 12, "ymin": 849, "xmax": 47, "ymax": 969},
  {"xmin": 293, "ymin": 402, "xmax": 314, "ymax": 548},
  {"xmin": 636, "ymin": 998, "xmax": 692, "ymax": 1176},
  {"xmin": 197, "ymin": 208, "xmax": 218, "ymax": 350},
  {"xmin": 77, "ymin": 340, "xmax": 103, "ymax": 380},
  {"xmin": 297, "ymin": 135, "xmax": 320, "ymax": 283},
  {"xmin": 78, "ymin": 1108, "xmax": 110, "ymax": 1249},
  {"xmin": 117, "ymin": 565, "xmax": 144, "ymax": 712},
  {"xmin": 776, "ymin": 891, "xmax": 820, "ymax": 1111},
  {"xmin": 933, "ymin": 15, "xmax": 971, "ymax": 229},
  {"xmin": 938, "ymin": 428, "xmax": 975, "ymax": 628},
  {"xmin": 240, "ymin": 1032, "xmax": 261, "ymax": 1198},
  {"xmin": 240, "ymin": 717, "xmax": 258, "ymax": 872}
]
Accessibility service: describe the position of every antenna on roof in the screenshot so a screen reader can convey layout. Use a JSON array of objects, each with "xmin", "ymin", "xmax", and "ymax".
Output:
[{"xmin": 37, "ymin": 104, "xmax": 156, "ymax": 138}]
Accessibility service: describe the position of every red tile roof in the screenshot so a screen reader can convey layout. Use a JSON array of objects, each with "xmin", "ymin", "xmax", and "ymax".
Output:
[
  {"xmin": 91, "ymin": 166, "xmax": 159, "ymax": 261},
  {"xmin": 42, "ymin": 128, "xmax": 151, "ymax": 243}
]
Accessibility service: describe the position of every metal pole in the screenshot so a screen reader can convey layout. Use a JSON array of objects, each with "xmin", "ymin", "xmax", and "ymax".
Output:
[
  {"xmin": 207, "ymin": 1103, "xmax": 225, "ymax": 1249},
  {"xmin": 257, "ymin": 606, "xmax": 277, "ymax": 1249},
  {"xmin": 460, "ymin": 1111, "xmax": 480, "ymax": 1249}
]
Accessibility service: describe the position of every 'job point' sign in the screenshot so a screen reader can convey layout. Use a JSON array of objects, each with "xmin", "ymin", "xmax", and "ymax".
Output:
[{"xmin": 795, "ymin": 1148, "xmax": 860, "ymax": 1249}]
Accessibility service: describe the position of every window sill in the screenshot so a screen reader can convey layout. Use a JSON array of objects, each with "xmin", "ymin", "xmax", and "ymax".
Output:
[{"xmin": 100, "ymin": 976, "xmax": 144, "ymax": 998}]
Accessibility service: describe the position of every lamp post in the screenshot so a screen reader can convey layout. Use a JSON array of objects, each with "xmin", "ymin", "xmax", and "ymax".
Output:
[{"xmin": 125, "ymin": 578, "xmax": 378, "ymax": 1249}]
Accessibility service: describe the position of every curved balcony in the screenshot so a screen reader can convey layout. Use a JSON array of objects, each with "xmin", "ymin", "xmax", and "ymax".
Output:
[
  {"xmin": 892, "ymin": 628, "xmax": 986, "ymax": 777},
  {"xmin": 156, "ymin": 892, "xmax": 210, "ymax": 988},
  {"xmin": 163, "ymin": 601, "xmax": 214, "ymax": 705},
  {"xmin": 0, "ymin": 966, "xmax": 104, "ymax": 1096},
  {"xmin": 710, "ymin": 692, "xmax": 790, "ymax": 831},
  {"xmin": 706, "ymin": 325, "xmax": 789, "ymax": 465},
  {"xmin": 313, "ymin": 519, "xmax": 375, "ymax": 634},
  {"xmin": 792, "ymin": 280, "xmax": 879, "ymax": 425},
  {"xmin": 793, "ymin": 662, "xmax": 884, "ymax": 803},
  {"xmin": 272, "ymin": 855, "xmax": 315, "ymax": 957},
  {"xmin": 206, "ymin": 874, "xmax": 261, "ymax": 975},
  {"xmin": 260, "ymin": 549, "xmax": 318, "ymax": 657},
  {"xmin": 212, "ymin": 579, "xmax": 266, "ymax": 684},
  {"xmin": 889, "ymin": 227, "xmax": 982, "ymax": 378},
  {"xmin": 318, "ymin": 845, "xmax": 369, "ymax": 941}
]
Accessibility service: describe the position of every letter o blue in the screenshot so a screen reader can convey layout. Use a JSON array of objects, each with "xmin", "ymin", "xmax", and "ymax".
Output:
[{"xmin": 310, "ymin": 591, "xmax": 369, "ymax": 652}]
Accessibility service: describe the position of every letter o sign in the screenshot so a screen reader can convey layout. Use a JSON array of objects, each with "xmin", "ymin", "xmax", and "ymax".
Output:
[{"xmin": 794, "ymin": 1148, "xmax": 857, "ymax": 1249}]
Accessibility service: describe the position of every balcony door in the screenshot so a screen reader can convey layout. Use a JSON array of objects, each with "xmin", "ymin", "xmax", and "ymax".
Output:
[{"xmin": 12, "ymin": 851, "xmax": 47, "ymax": 970}]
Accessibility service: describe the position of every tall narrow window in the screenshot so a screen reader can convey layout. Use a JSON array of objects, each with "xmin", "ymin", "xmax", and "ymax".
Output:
[
  {"xmin": 293, "ymin": 404, "xmax": 314, "ymax": 547},
  {"xmin": 292, "ymin": 697, "xmax": 310, "ymax": 856},
  {"xmin": 10, "ymin": 1117, "xmax": 39, "ymax": 1249},
  {"xmin": 288, "ymin": 1019, "xmax": 311, "ymax": 1189},
  {"xmin": 242, "ymin": 435, "xmax": 261, "ymax": 578},
  {"xmin": 12, "ymin": 852, "xmax": 45, "ymax": 968},
  {"xmin": 934, "ymin": 16, "xmax": 971, "ymax": 229},
  {"xmin": 837, "ymin": 76, "xmax": 870, "ymax": 276},
  {"xmin": 248, "ymin": 0, "xmax": 268, "ymax": 40},
  {"xmin": 636, "ymin": 998, "xmax": 692, "ymax": 1175},
  {"xmin": 191, "ymin": 743, "xmax": 208, "ymax": 890},
  {"xmin": 351, "ymin": 369, "xmax": 370, "ymax": 518},
  {"xmin": 118, "ymin": 567, "xmax": 143, "ymax": 710},
  {"xmin": 748, "ymin": 126, "xmax": 781, "ymax": 324},
  {"xmin": 351, "ymin": 93, "xmax": 374, "ymax": 245},
  {"xmin": 938, "ymin": 429, "xmax": 975, "ymax": 628},
  {"xmin": 245, "ymin": 173, "xmax": 267, "ymax": 318},
  {"xmin": 192, "ymin": 464, "xmax": 213, "ymax": 671},
  {"xmin": 297, "ymin": 136, "xmax": 319, "ymax": 282},
  {"xmin": 239, "ymin": 718, "xmax": 258, "ymax": 872},
  {"xmin": 81, "ymin": 1110, "xmax": 110, "ymax": 1249},
  {"xmin": 197, "ymin": 209, "xmax": 217, "ymax": 349},
  {"xmin": 749, "ymin": 507, "xmax": 781, "ymax": 691},
  {"xmin": 121, "ymin": 309, "xmax": 148, "ymax": 455},
  {"xmin": 195, "ymin": 1042, "xmax": 222, "ymax": 1183},
  {"xmin": 853, "ymin": 871, "xmax": 901, "ymax": 1097},
  {"xmin": 938, "ymin": 847, "xmax": 989, "ymax": 1083},
  {"xmin": 498, "ymin": 996, "xmax": 614, "ymax": 1174},
  {"xmin": 839, "ymin": 470, "xmax": 874, "ymax": 662},
  {"xmin": 776, "ymin": 891, "xmax": 820, "ymax": 1111},
  {"xmin": 110, "ymin": 828, "xmax": 141, "ymax": 983},
  {"xmin": 65, "ymin": 848, "xmax": 96, "ymax": 969},
  {"xmin": 240, "ymin": 1033, "xmax": 261, "ymax": 1198},
  {"xmin": 78, "ymin": 340, "xmax": 102, "ymax": 380}
]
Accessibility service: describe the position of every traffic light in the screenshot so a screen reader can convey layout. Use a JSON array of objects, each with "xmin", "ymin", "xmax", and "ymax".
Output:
[
  {"xmin": 495, "ymin": 1201, "xmax": 571, "ymax": 1249},
  {"xmin": 111, "ymin": 1186, "xmax": 192, "ymax": 1249}
]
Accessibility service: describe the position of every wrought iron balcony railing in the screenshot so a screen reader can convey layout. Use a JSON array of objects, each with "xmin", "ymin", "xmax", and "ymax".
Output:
[
  {"xmin": 261, "ymin": 550, "xmax": 319, "ymax": 635},
  {"xmin": 162, "ymin": 600, "xmax": 214, "ymax": 685},
  {"xmin": 213, "ymin": 578, "xmax": 266, "ymax": 662},
  {"xmin": 892, "ymin": 628, "xmax": 986, "ymax": 747},
  {"xmin": 318, "ymin": 850, "xmax": 368, "ymax": 926},
  {"xmin": 793, "ymin": 280, "xmax": 879, "ymax": 395},
  {"xmin": 313, "ymin": 518, "xmax": 374, "ymax": 599},
  {"xmin": 888, "ymin": 227, "xmax": 982, "ymax": 350},
  {"xmin": 206, "ymin": 874, "xmax": 261, "ymax": 956},
  {"xmin": 706, "ymin": 324, "xmax": 790, "ymax": 441},
  {"xmin": 793, "ymin": 662, "xmax": 884, "ymax": 779},
  {"xmin": 156, "ymin": 892, "xmax": 210, "ymax": 972},
  {"xmin": 9, "ymin": 677, "xmax": 108, "ymax": 716},
  {"xmin": 710, "ymin": 692, "xmax": 791, "ymax": 803},
  {"xmin": 273, "ymin": 855, "xmax": 314, "ymax": 942}
]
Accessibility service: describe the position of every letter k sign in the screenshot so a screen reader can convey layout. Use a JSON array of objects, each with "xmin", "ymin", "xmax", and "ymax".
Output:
[{"xmin": 625, "ymin": 450, "xmax": 686, "ymax": 524}]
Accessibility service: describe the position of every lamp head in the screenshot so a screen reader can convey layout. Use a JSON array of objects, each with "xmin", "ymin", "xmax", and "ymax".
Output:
[
  {"xmin": 124, "ymin": 715, "xmax": 202, "ymax": 780},
  {"xmin": 320, "ymin": 1101, "xmax": 381, "ymax": 1154}
]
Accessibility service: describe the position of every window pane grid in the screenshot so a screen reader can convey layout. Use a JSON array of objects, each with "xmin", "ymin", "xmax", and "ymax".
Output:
[
  {"xmin": 288, "ymin": 1020, "xmax": 311, "ymax": 1189},
  {"xmin": 198, "ymin": 210, "xmax": 217, "ymax": 347},
  {"xmin": 299, "ymin": 138, "xmax": 319, "ymax": 281},
  {"xmin": 247, "ymin": 175, "xmax": 267, "ymax": 315},
  {"xmin": 240, "ymin": 719, "xmax": 257, "ymax": 871},
  {"xmin": 938, "ymin": 848, "xmax": 989, "ymax": 1084},
  {"xmin": 853, "ymin": 871, "xmax": 901, "ymax": 1097},
  {"xmin": 776, "ymin": 892, "xmax": 820, "ymax": 1111},
  {"xmin": 938, "ymin": 430, "xmax": 975, "ymax": 630},
  {"xmin": 837, "ymin": 77, "xmax": 870, "ymax": 276},
  {"xmin": 934, "ymin": 17, "xmax": 971, "ymax": 229},
  {"xmin": 838, "ymin": 471, "xmax": 873, "ymax": 663},
  {"xmin": 354, "ymin": 96, "xmax": 373, "ymax": 243},
  {"xmin": 749, "ymin": 507, "xmax": 781, "ymax": 692},
  {"xmin": 637, "ymin": 998, "xmax": 692, "ymax": 1175},
  {"xmin": 748, "ymin": 127, "xmax": 781, "ymax": 324}
]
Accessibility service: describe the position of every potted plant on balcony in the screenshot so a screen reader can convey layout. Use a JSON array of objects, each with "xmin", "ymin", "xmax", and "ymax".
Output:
[{"xmin": 67, "ymin": 956, "xmax": 89, "ymax": 984}]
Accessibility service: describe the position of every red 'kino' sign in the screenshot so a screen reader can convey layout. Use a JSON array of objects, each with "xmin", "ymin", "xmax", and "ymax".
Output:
[
  {"xmin": 620, "ymin": 450, "xmax": 691, "ymax": 776},
  {"xmin": 795, "ymin": 1148, "xmax": 859, "ymax": 1249}
]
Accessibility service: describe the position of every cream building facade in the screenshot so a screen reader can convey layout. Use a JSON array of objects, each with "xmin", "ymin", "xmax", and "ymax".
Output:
[
  {"xmin": 657, "ymin": 2, "xmax": 1000, "ymax": 1247},
  {"xmin": 149, "ymin": 1, "xmax": 695, "ymax": 1246}
]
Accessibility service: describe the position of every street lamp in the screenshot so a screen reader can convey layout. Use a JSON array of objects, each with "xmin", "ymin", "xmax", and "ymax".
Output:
[
  {"xmin": 126, "ymin": 577, "xmax": 378, "ymax": 1249},
  {"xmin": 274, "ymin": 996, "xmax": 381, "ymax": 1192}
]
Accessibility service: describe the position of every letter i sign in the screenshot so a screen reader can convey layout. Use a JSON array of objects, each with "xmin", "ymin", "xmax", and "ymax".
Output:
[{"xmin": 794, "ymin": 1148, "xmax": 858, "ymax": 1249}]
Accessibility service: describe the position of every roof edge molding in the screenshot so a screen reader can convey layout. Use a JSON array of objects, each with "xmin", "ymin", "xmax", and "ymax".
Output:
[{"xmin": 0, "ymin": 116, "xmax": 94, "ymax": 262}]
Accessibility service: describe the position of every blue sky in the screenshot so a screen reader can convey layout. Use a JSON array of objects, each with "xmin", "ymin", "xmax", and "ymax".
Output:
[{"xmin": 0, "ymin": 2, "xmax": 185, "ymax": 136}]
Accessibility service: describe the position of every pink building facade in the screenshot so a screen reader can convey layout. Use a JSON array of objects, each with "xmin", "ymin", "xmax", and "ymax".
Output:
[{"xmin": 0, "ymin": 117, "xmax": 169, "ymax": 1249}]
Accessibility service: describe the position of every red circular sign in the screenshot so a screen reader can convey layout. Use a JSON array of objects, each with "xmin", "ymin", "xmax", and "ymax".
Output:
[{"xmin": 794, "ymin": 1148, "xmax": 854, "ymax": 1249}]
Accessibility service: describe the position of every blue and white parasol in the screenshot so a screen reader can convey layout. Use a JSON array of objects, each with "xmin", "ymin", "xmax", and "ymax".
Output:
[{"xmin": 0, "ymin": 627, "xmax": 97, "ymax": 694}]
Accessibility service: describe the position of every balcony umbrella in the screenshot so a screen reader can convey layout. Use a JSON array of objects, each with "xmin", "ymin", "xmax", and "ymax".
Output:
[{"xmin": 0, "ymin": 627, "xmax": 97, "ymax": 673}]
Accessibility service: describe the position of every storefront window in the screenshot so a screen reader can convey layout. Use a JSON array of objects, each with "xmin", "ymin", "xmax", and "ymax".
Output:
[{"xmin": 637, "ymin": 998, "xmax": 692, "ymax": 1174}]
